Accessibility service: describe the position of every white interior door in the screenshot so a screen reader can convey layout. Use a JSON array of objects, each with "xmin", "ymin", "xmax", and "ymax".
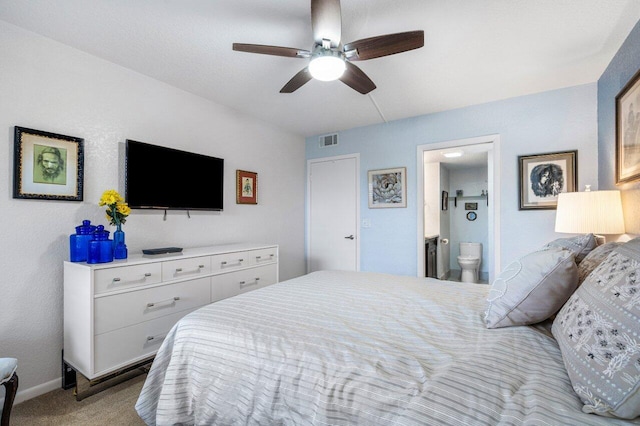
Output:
[{"xmin": 308, "ymin": 155, "xmax": 359, "ymax": 272}]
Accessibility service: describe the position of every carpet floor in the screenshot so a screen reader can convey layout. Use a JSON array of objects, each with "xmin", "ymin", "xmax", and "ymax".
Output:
[{"xmin": 10, "ymin": 374, "xmax": 146, "ymax": 425}]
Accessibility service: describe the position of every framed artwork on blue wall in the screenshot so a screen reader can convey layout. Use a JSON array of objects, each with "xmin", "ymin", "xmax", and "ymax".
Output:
[
  {"xmin": 518, "ymin": 150, "xmax": 577, "ymax": 210},
  {"xmin": 368, "ymin": 167, "xmax": 406, "ymax": 208},
  {"xmin": 616, "ymin": 67, "xmax": 640, "ymax": 184}
]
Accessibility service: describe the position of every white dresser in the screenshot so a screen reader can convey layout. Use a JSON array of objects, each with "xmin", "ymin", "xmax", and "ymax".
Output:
[{"xmin": 63, "ymin": 243, "xmax": 278, "ymax": 381}]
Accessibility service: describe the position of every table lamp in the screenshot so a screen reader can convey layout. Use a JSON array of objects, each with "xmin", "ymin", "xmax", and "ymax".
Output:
[{"xmin": 554, "ymin": 186, "xmax": 625, "ymax": 245}]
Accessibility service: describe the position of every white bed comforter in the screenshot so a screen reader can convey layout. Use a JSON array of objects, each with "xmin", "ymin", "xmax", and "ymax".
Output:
[{"xmin": 136, "ymin": 270, "xmax": 639, "ymax": 425}]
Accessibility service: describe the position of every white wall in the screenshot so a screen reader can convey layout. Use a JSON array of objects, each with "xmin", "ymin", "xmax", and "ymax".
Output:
[
  {"xmin": 439, "ymin": 165, "xmax": 451, "ymax": 279},
  {"xmin": 0, "ymin": 21, "xmax": 306, "ymax": 401}
]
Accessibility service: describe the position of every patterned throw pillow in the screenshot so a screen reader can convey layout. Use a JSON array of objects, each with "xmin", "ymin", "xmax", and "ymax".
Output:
[
  {"xmin": 551, "ymin": 237, "xmax": 640, "ymax": 419},
  {"xmin": 577, "ymin": 242, "xmax": 622, "ymax": 285},
  {"xmin": 543, "ymin": 233, "xmax": 597, "ymax": 264},
  {"xmin": 484, "ymin": 247, "xmax": 578, "ymax": 329}
]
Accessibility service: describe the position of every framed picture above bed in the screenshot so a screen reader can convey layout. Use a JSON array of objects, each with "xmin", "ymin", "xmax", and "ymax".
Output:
[
  {"xmin": 367, "ymin": 167, "xmax": 406, "ymax": 208},
  {"xmin": 518, "ymin": 150, "xmax": 577, "ymax": 210},
  {"xmin": 236, "ymin": 170, "xmax": 258, "ymax": 204},
  {"xmin": 615, "ymin": 67, "xmax": 640, "ymax": 184},
  {"xmin": 13, "ymin": 126, "xmax": 84, "ymax": 201}
]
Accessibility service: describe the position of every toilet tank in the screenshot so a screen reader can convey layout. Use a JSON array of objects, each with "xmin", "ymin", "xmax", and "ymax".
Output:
[{"xmin": 460, "ymin": 242, "xmax": 482, "ymax": 259}]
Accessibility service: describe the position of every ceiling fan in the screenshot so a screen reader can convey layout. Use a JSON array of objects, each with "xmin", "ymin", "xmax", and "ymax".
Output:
[{"xmin": 232, "ymin": 0, "xmax": 424, "ymax": 94}]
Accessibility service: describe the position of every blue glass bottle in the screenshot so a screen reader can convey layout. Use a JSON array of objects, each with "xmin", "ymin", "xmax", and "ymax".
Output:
[
  {"xmin": 70, "ymin": 220, "xmax": 96, "ymax": 262},
  {"xmin": 87, "ymin": 225, "xmax": 113, "ymax": 264},
  {"xmin": 113, "ymin": 224, "xmax": 128, "ymax": 260}
]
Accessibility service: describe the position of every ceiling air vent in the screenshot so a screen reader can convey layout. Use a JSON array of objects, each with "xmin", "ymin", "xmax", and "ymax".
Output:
[{"xmin": 319, "ymin": 134, "xmax": 338, "ymax": 148}]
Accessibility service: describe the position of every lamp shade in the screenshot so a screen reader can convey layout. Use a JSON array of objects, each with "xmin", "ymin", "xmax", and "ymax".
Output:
[{"xmin": 555, "ymin": 190, "xmax": 625, "ymax": 234}]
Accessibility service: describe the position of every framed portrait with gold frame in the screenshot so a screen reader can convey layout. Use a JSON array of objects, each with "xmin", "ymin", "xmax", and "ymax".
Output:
[
  {"xmin": 13, "ymin": 126, "xmax": 84, "ymax": 201},
  {"xmin": 236, "ymin": 170, "xmax": 257, "ymax": 204}
]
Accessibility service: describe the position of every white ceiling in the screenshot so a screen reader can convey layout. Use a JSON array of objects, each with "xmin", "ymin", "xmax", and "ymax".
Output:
[{"xmin": 1, "ymin": 0, "xmax": 639, "ymax": 138}]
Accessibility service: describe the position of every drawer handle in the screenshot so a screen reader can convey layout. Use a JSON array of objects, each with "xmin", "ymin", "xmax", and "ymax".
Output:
[
  {"xmin": 146, "ymin": 296, "xmax": 180, "ymax": 308},
  {"xmin": 239, "ymin": 278, "xmax": 260, "ymax": 288},
  {"xmin": 146, "ymin": 333, "xmax": 167, "ymax": 342},
  {"xmin": 112, "ymin": 272, "xmax": 152, "ymax": 283},
  {"xmin": 256, "ymin": 254, "xmax": 275, "ymax": 261},
  {"xmin": 221, "ymin": 259, "xmax": 244, "ymax": 266},
  {"xmin": 175, "ymin": 265, "xmax": 205, "ymax": 273}
]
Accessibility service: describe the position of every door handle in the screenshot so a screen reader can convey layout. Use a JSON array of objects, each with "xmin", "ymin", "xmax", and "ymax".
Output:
[{"xmin": 344, "ymin": 235, "xmax": 354, "ymax": 240}]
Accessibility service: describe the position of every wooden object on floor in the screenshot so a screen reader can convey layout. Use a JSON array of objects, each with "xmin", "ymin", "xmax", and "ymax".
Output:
[{"xmin": 1, "ymin": 358, "xmax": 18, "ymax": 426}]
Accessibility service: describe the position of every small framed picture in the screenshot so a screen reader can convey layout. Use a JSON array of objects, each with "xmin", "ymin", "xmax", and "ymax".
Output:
[
  {"xmin": 13, "ymin": 126, "xmax": 84, "ymax": 201},
  {"xmin": 236, "ymin": 170, "xmax": 257, "ymax": 204},
  {"xmin": 518, "ymin": 150, "xmax": 577, "ymax": 210},
  {"xmin": 465, "ymin": 202, "xmax": 478, "ymax": 210},
  {"xmin": 367, "ymin": 167, "xmax": 407, "ymax": 208},
  {"xmin": 441, "ymin": 190, "xmax": 448, "ymax": 211},
  {"xmin": 616, "ymin": 67, "xmax": 640, "ymax": 184}
]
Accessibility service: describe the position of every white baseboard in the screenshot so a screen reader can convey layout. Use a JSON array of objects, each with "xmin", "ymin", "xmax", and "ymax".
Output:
[{"xmin": 10, "ymin": 376, "xmax": 61, "ymax": 405}]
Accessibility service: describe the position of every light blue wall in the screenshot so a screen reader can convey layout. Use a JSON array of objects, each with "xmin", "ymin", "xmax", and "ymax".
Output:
[
  {"xmin": 598, "ymin": 19, "xmax": 640, "ymax": 190},
  {"xmin": 306, "ymin": 84, "xmax": 598, "ymax": 276},
  {"xmin": 448, "ymin": 166, "xmax": 488, "ymax": 275}
]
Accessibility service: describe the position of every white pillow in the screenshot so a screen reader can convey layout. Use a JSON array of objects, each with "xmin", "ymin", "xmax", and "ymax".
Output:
[
  {"xmin": 485, "ymin": 247, "xmax": 578, "ymax": 329},
  {"xmin": 543, "ymin": 233, "xmax": 597, "ymax": 264}
]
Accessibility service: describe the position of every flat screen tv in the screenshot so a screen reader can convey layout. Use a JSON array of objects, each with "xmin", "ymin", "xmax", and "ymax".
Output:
[{"xmin": 125, "ymin": 139, "xmax": 224, "ymax": 211}]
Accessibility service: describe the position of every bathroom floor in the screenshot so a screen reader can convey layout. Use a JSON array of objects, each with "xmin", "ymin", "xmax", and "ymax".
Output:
[{"xmin": 447, "ymin": 269, "xmax": 489, "ymax": 285}]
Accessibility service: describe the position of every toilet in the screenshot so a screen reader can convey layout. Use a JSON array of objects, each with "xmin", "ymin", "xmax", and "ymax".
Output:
[{"xmin": 457, "ymin": 242, "xmax": 482, "ymax": 283}]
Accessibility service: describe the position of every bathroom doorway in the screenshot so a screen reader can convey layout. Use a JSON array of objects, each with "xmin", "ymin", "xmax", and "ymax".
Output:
[{"xmin": 416, "ymin": 135, "xmax": 501, "ymax": 283}]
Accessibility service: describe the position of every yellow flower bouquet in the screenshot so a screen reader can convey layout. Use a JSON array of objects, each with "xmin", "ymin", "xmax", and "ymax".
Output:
[{"xmin": 99, "ymin": 189, "xmax": 130, "ymax": 229}]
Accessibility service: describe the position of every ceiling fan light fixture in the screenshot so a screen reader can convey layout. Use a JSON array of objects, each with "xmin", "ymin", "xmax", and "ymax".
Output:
[{"xmin": 308, "ymin": 49, "xmax": 345, "ymax": 81}]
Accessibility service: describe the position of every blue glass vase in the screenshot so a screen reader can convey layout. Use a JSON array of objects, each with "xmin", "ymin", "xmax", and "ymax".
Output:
[{"xmin": 113, "ymin": 224, "xmax": 128, "ymax": 259}]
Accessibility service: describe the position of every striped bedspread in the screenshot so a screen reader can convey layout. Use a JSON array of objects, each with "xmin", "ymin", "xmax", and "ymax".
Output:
[{"xmin": 135, "ymin": 270, "xmax": 639, "ymax": 425}]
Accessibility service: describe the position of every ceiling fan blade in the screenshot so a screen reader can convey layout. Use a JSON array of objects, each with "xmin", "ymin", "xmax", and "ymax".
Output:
[
  {"xmin": 339, "ymin": 62, "xmax": 376, "ymax": 94},
  {"xmin": 280, "ymin": 68, "xmax": 313, "ymax": 93},
  {"xmin": 233, "ymin": 43, "xmax": 310, "ymax": 58},
  {"xmin": 311, "ymin": 0, "xmax": 341, "ymax": 47},
  {"xmin": 343, "ymin": 30, "xmax": 424, "ymax": 61}
]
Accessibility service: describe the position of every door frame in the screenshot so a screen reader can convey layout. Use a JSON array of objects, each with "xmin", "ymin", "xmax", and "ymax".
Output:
[
  {"xmin": 306, "ymin": 153, "xmax": 361, "ymax": 273},
  {"xmin": 416, "ymin": 135, "xmax": 501, "ymax": 282}
]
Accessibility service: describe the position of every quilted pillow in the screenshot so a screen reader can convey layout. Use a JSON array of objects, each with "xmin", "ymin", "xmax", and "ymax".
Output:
[
  {"xmin": 543, "ymin": 233, "xmax": 597, "ymax": 264},
  {"xmin": 577, "ymin": 242, "xmax": 622, "ymax": 285},
  {"xmin": 552, "ymin": 237, "xmax": 640, "ymax": 419},
  {"xmin": 484, "ymin": 247, "xmax": 578, "ymax": 329}
]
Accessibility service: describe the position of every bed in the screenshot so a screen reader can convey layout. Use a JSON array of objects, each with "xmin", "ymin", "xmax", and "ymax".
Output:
[{"xmin": 135, "ymin": 267, "xmax": 639, "ymax": 425}]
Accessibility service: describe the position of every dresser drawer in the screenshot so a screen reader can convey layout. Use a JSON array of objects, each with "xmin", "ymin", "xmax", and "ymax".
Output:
[
  {"xmin": 247, "ymin": 247, "xmax": 277, "ymax": 266},
  {"xmin": 211, "ymin": 265, "xmax": 277, "ymax": 301},
  {"xmin": 94, "ymin": 277, "xmax": 211, "ymax": 335},
  {"xmin": 94, "ymin": 308, "xmax": 200, "ymax": 375},
  {"xmin": 211, "ymin": 251, "xmax": 249, "ymax": 273},
  {"xmin": 94, "ymin": 263, "xmax": 162, "ymax": 295},
  {"xmin": 162, "ymin": 256, "xmax": 211, "ymax": 281}
]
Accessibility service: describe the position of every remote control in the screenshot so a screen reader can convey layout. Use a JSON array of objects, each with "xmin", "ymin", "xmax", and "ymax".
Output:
[{"xmin": 142, "ymin": 247, "xmax": 183, "ymax": 255}]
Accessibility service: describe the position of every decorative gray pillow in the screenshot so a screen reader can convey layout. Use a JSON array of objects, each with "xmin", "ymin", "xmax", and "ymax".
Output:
[
  {"xmin": 543, "ymin": 233, "xmax": 597, "ymax": 264},
  {"xmin": 577, "ymin": 242, "xmax": 622, "ymax": 285},
  {"xmin": 552, "ymin": 237, "xmax": 640, "ymax": 419},
  {"xmin": 484, "ymin": 247, "xmax": 578, "ymax": 329}
]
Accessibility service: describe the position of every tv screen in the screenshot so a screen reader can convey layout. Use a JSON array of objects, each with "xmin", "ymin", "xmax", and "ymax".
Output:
[{"xmin": 125, "ymin": 139, "xmax": 224, "ymax": 211}]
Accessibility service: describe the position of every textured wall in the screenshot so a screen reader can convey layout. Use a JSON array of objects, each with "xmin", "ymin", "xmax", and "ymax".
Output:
[{"xmin": 0, "ymin": 21, "xmax": 305, "ymax": 401}]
